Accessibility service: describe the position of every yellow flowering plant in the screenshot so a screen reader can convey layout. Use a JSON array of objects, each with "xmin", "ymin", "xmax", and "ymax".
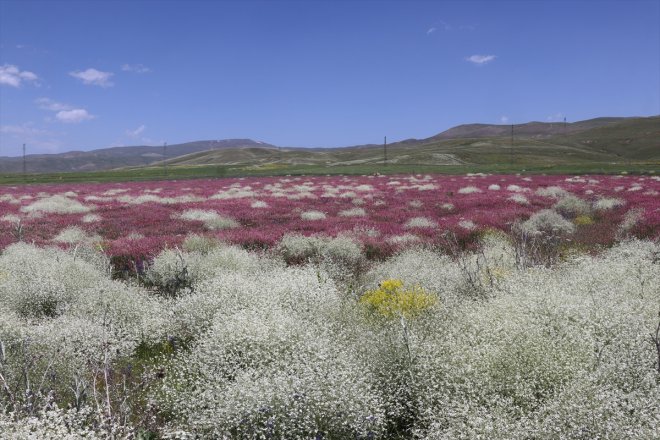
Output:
[
  {"xmin": 360, "ymin": 278, "xmax": 437, "ymax": 319},
  {"xmin": 574, "ymin": 215, "xmax": 595, "ymax": 226}
]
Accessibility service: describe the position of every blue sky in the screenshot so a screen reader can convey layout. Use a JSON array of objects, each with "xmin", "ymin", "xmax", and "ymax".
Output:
[{"xmin": 1, "ymin": 0, "xmax": 658, "ymax": 157}]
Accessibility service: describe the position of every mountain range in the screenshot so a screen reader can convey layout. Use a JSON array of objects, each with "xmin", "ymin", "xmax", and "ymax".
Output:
[{"xmin": 1, "ymin": 116, "xmax": 658, "ymax": 174}]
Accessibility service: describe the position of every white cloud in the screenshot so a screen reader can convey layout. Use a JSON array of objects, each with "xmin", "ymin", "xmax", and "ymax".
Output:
[
  {"xmin": 0, "ymin": 123, "xmax": 46, "ymax": 136},
  {"xmin": 466, "ymin": 54, "xmax": 496, "ymax": 65},
  {"xmin": 126, "ymin": 124, "xmax": 146, "ymax": 137},
  {"xmin": 56, "ymin": 109, "xmax": 95, "ymax": 123},
  {"xmin": 0, "ymin": 64, "xmax": 39, "ymax": 87},
  {"xmin": 69, "ymin": 68, "xmax": 114, "ymax": 87},
  {"xmin": 36, "ymin": 97, "xmax": 95, "ymax": 124},
  {"xmin": 35, "ymin": 97, "xmax": 71, "ymax": 111},
  {"xmin": 500, "ymin": 115, "xmax": 509, "ymax": 124},
  {"xmin": 0, "ymin": 123, "xmax": 63, "ymax": 154},
  {"xmin": 124, "ymin": 124, "xmax": 155, "ymax": 145},
  {"xmin": 428, "ymin": 21, "xmax": 454, "ymax": 34},
  {"xmin": 121, "ymin": 63, "xmax": 151, "ymax": 73},
  {"xmin": 439, "ymin": 20, "xmax": 452, "ymax": 31}
]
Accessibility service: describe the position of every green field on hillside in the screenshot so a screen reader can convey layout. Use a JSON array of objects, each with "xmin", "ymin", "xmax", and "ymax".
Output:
[{"xmin": 1, "ymin": 161, "xmax": 656, "ymax": 185}]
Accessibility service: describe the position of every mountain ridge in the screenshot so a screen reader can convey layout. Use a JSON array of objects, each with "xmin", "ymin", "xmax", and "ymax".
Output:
[{"xmin": 1, "ymin": 116, "xmax": 657, "ymax": 174}]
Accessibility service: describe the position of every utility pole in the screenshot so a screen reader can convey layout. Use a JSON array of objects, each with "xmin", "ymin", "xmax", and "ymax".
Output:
[
  {"xmin": 22, "ymin": 143, "xmax": 26, "ymax": 179},
  {"xmin": 383, "ymin": 136, "xmax": 387, "ymax": 166},
  {"xmin": 563, "ymin": 117, "xmax": 567, "ymax": 134},
  {"xmin": 510, "ymin": 125, "xmax": 514, "ymax": 166},
  {"xmin": 163, "ymin": 142, "xmax": 168, "ymax": 177}
]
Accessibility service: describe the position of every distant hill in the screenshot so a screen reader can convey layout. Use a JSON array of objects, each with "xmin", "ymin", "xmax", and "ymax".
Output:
[
  {"xmin": 157, "ymin": 116, "xmax": 659, "ymax": 169},
  {"xmin": 0, "ymin": 116, "xmax": 657, "ymax": 174},
  {"xmin": 430, "ymin": 117, "xmax": 633, "ymax": 139},
  {"xmin": 0, "ymin": 139, "xmax": 274, "ymax": 174},
  {"xmin": 545, "ymin": 117, "xmax": 660, "ymax": 160}
]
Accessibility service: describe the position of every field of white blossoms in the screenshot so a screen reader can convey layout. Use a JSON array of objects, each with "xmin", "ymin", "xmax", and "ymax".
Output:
[{"xmin": 0, "ymin": 173, "xmax": 659, "ymax": 439}]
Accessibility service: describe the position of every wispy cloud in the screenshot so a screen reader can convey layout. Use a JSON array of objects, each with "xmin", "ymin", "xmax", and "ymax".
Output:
[
  {"xmin": 426, "ymin": 21, "xmax": 451, "ymax": 35},
  {"xmin": 121, "ymin": 63, "xmax": 151, "ymax": 74},
  {"xmin": 500, "ymin": 115, "xmax": 509, "ymax": 124},
  {"xmin": 0, "ymin": 123, "xmax": 63, "ymax": 154},
  {"xmin": 0, "ymin": 123, "xmax": 47, "ymax": 137},
  {"xmin": 428, "ymin": 20, "xmax": 475, "ymax": 35},
  {"xmin": 126, "ymin": 124, "xmax": 146, "ymax": 137},
  {"xmin": 70, "ymin": 68, "xmax": 114, "ymax": 87},
  {"xmin": 36, "ymin": 97, "xmax": 71, "ymax": 111},
  {"xmin": 36, "ymin": 97, "xmax": 95, "ymax": 123},
  {"xmin": 124, "ymin": 124, "xmax": 155, "ymax": 145},
  {"xmin": 0, "ymin": 64, "xmax": 38, "ymax": 87},
  {"xmin": 466, "ymin": 54, "xmax": 496, "ymax": 65},
  {"xmin": 546, "ymin": 112, "xmax": 565, "ymax": 122}
]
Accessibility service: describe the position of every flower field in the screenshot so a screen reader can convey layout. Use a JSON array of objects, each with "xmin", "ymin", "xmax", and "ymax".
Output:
[
  {"xmin": 1, "ymin": 173, "xmax": 658, "ymax": 263},
  {"xmin": 0, "ymin": 173, "xmax": 659, "ymax": 438}
]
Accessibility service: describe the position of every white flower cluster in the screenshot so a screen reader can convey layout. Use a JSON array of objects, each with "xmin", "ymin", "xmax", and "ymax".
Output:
[
  {"xmin": 21, "ymin": 194, "xmax": 93, "ymax": 214},
  {"xmin": 1, "ymin": 234, "xmax": 657, "ymax": 438},
  {"xmin": 0, "ymin": 243, "xmax": 167, "ymax": 432},
  {"xmin": 159, "ymin": 265, "xmax": 384, "ymax": 438},
  {"xmin": 300, "ymin": 210, "xmax": 326, "ymax": 221},
  {"xmin": 117, "ymin": 194, "xmax": 205, "ymax": 204},
  {"xmin": 412, "ymin": 239, "xmax": 660, "ymax": 438},
  {"xmin": 339, "ymin": 207, "xmax": 367, "ymax": 217},
  {"xmin": 553, "ymin": 194, "xmax": 592, "ymax": 218},
  {"xmin": 536, "ymin": 185, "xmax": 569, "ymax": 198},
  {"xmin": 52, "ymin": 226, "xmax": 100, "ymax": 245},
  {"xmin": 521, "ymin": 208, "xmax": 576, "ymax": 235},
  {"xmin": 0, "ymin": 403, "xmax": 122, "ymax": 439},
  {"xmin": 275, "ymin": 234, "xmax": 365, "ymax": 285},
  {"xmin": 145, "ymin": 243, "xmax": 266, "ymax": 295},
  {"xmin": 404, "ymin": 216, "xmax": 438, "ymax": 229},
  {"xmin": 594, "ymin": 196, "xmax": 625, "ymax": 210},
  {"xmin": 458, "ymin": 185, "xmax": 482, "ymax": 194},
  {"xmin": 178, "ymin": 209, "xmax": 239, "ymax": 230}
]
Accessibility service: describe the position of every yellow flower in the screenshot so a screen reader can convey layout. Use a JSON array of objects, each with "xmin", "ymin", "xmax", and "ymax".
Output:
[
  {"xmin": 379, "ymin": 279, "xmax": 403, "ymax": 292},
  {"xmin": 574, "ymin": 215, "xmax": 595, "ymax": 226},
  {"xmin": 360, "ymin": 279, "xmax": 437, "ymax": 319}
]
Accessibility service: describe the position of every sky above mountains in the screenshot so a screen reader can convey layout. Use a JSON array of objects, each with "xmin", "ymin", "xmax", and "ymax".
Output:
[{"xmin": 1, "ymin": 0, "xmax": 659, "ymax": 157}]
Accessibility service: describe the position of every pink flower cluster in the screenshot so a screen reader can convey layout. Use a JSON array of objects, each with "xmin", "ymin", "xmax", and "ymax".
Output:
[{"xmin": 1, "ymin": 174, "xmax": 658, "ymax": 263}]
